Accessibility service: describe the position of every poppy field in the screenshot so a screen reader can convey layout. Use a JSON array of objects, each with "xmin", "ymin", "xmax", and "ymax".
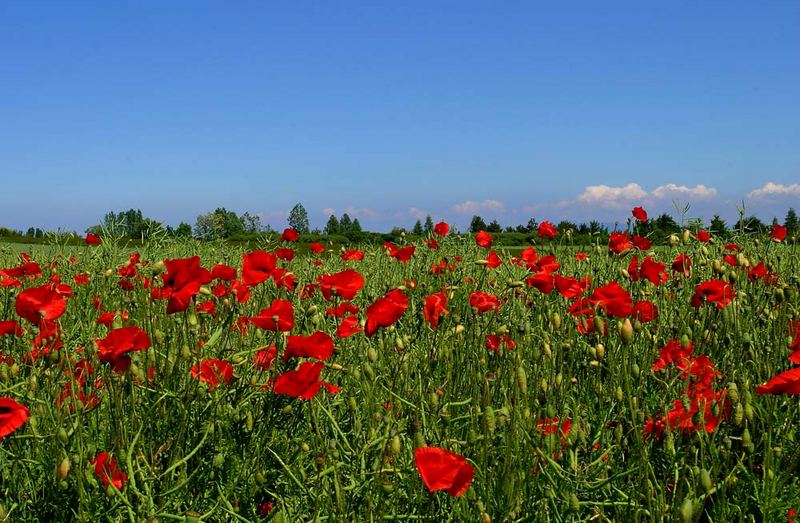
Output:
[{"xmin": 1, "ymin": 213, "xmax": 799, "ymax": 522}]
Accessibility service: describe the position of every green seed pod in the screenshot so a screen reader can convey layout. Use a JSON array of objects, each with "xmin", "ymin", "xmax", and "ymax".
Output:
[
  {"xmin": 615, "ymin": 386, "xmax": 624, "ymax": 402},
  {"xmin": 482, "ymin": 406, "xmax": 496, "ymax": 434},
  {"xmin": 58, "ymin": 427, "xmax": 69, "ymax": 444},
  {"xmin": 180, "ymin": 344, "xmax": 191, "ymax": 360},
  {"xmin": 515, "ymin": 366, "xmax": 528, "ymax": 395},
  {"xmin": 106, "ymin": 484, "xmax": 117, "ymax": 498},
  {"xmin": 57, "ymin": 456, "xmax": 71, "ymax": 481},
  {"xmin": 430, "ymin": 391, "xmax": 439, "ymax": 408},
  {"xmin": 367, "ymin": 348, "xmax": 378, "ymax": 363},
  {"xmin": 744, "ymin": 402, "xmax": 754, "ymax": 421},
  {"xmin": 631, "ymin": 363, "xmax": 640, "ymax": 378},
  {"xmin": 734, "ymin": 403, "xmax": 744, "ymax": 426},
  {"xmin": 550, "ymin": 313, "xmax": 562, "ymax": 330},
  {"xmin": 540, "ymin": 378, "xmax": 548, "ymax": 394},
  {"xmin": 593, "ymin": 315, "xmax": 605, "ymax": 334},
  {"xmin": 595, "ymin": 343, "xmax": 605, "ymax": 360},
  {"xmin": 569, "ymin": 493, "xmax": 580, "ymax": 513},
  {"xmin": 679, "ymin": 497, "xmax": 694, "ymax": 523},
  {"xmin": 0, "ymin": 365, "xmax": 8, "ymax": 383},
  {"xmin": 620, "ymin": 319, "xmax": 634, "ymax": 344},
  {"xmin": 700, "ymin": 469, "xmax": 713, "ymax": 493},
  {"xmin": 363, "ymin": 363, "xmax": 375, "ymax": 381},
  {"xmin": 727, "ymin": 383, "xmax": 739, "ymax": 404},
  {"xmin": 394, "ymin": 336, "xmax": 405, "ymax": 351},
  {"xmin": 245, "ymin": 411, "xmax": 254, "ymax": 432},
  {"xmin": 415, "ymin": 431, "xmax": 426, "ymax": 449},
  {"xmin": 543, "ymin": 342, "xmax": 552, "ymax": 358},
  {"xmin": 390, "ymin": 435, "xmax": 401, "ymax": 456},
  {"xmin": 742, "ymin": 427, "xmax": 753, "ymax": 449}
]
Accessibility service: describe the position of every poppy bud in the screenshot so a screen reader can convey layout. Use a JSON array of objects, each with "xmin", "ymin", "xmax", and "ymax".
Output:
[
  {"xmin": 481, "ymin": 513, "xmax": 492, "ymax": 523},
  {"xmin": 104, "ymin": 269, "xmax": 114, "ymax": 277},
  {"xmin": 540, "ymin": 378, "xmax": 548, "ymax": 393},
  {"xmin": 363, "ymin": 363, "xmax": 375, "ymax": 381},
  {"xmin": 620, "ymin": 319, "xmax": 634, "ymax": 344},
  {"xmin": 615, "ymin": 386, "xmax": 623, "ymax": 402},
  {"xmin": 394, "ymin": 336, "xmax": 404, "ymax": 351},
  {"xmin": 543, "ymin": 342, "xmax": 552, "ymax": 358},
  {"xmin": 58, "ymin": 427, "xmax": 69, "ymax": 444},
  {"xmin": 742, "ymin": 427, "xmax": 753, "ymax": 450},
  {"xmin": 0, "ymin": 365, "xmax": 7, "ymax": 384},
  {"xmin": 508, "ymin": 280, "xmax": 525, "ymax": 288},
  {"xmin": 700, "ymin": 469, "xmax": 713, "ymax": 493},
  {"xmin": 744, "ymin": 402, "xmax": 754, "ymax": 422},
  {"xmin": 367, "ymin": 348, "xmax": 377, "ymax": 363},
  {"xmin": 199, "ymin": 286, "xmax": 212, "ymax": 296},
  {"xmin": 481, "ymin": 407, "xmax": 496, "ymax": 434},
  {"xmin": 595, "ymin": 343, "xmax": 605, "ymax": 360},
  {"xmin": 516, "ymin": 367, "xmax": 527, "ymax": 395},
  {"xmin": 106, "ymin": 484, "xmax": 117, "ymax": 498},
  {"xmin": 550, "ymin": 313, "xmax": 561, "ymax": 330},
  {"xmin": 390, "ymin": 435, "xmax": 401, "ymax": 456},
  {"xmin": 727, "ymin": 383, "xmax": 739, "ymax": 404},
  {"xmin": 669, "ymin": 234, "xmax": 679, "ymax": 246},
  {"xmin": 593, "ymin": 316, "xmax": 604, "ymax": 334},
  {"xmin": 57, "ymin": 456, "xmax": 71, "ymax": 481},
  {"xmin": 679, "ymin": 497, "xmax": 694, "ymax": 523},
  {"xmin": 681, "ymin": 230, "xmax": 691, "ymax": 244}
]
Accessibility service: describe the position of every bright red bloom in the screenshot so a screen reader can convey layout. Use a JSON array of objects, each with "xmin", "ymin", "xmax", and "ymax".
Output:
[
  {"xmin": 326, "ymin": 302, "xmax": 360, "ymax": 317},
  {"xmin": 340, "ymin": 249, "xmax": 365, "ymax": 261},
  {"xmin": 336, "ymin": 314, "xmax": 363, "ymax": 338},
  {"xmin": 484, "ymin": 251, "xmax": 502, "ymax": 269},
  {"xmin": 283, "ymin": 331, "xmax": 335, "ymax": 361},
  {"xmin": 536, "ymin": 417, "xmax": 572, "ymax": 439},
  {"xmin": 575, "ymin": 252, "xmax": 588, "ymax": 261},
  {"xmin": 691, "ymin": 280, "xmax": 734, "ymax": 309},
  {"xmin": 95, "ymin": 326, "xmax": 152, "ymax": 373},
  {"xmin": 425, "ymin": 238, "xmax": 439, "ymax": 249},
  {"xmin": 317, "ymin": 269, "xmax": 365, "ymax": 301},
  {"xmin": 589, "ymin": 281, "xmax": 633, "ymax": 318},
  {"xmin": 475, "ymin": 230, "xmax": 493, "ymax": 249},
  {"xmin": 211, "ymin": 264, "xmax": 237, "ymax": 282},
  {"xmin": 191, "ymin": 359, "xmax": 234, "ymax": 391},
  {"xmin": 15, "ymin": 285, "xmax": 67, "ymax": 325},
  {"xmin": 632, "ymin": 235, "xmax": 651, "ymax": 250},
  {"xmin": 365, "ymin": 289, "xmax": 408, "ymax": 337},
  {"xmin": 85, "ymin": 232, "xmax": 102, "ymax": 245},
  {"xmin": 241, "ymin": 250, "xmax": 278, "ymax": 287},
  {"xmin": 273, "ymin": 361, "xmax": 339, "ymax": 399},
  {"xmin": 414, "ymin": 447, "xmax": 474, "ymax": 497},
  {"xmin": 755, "ymin": 367, "xmax": 800, "ymax": 395},
  {"xmin": 640, "ymin": 256, "xmax": 668, "ymax": 286},
  {"xmin": 0, "ymin": 320, "xmax": 23, "ymax": 337},
  {"xmin": 553, "ymin": 275, "xmax": 590, "ymax": 299},
  {"xmin": 309, "ymin": 242, "xmax": 325, "ymax": 254},
  {"xmin": 253, "ymin": 345, "xmax": 277, "ymax": 371},
  {"xmin": 469, "ymin": 291, "xmax": 500, "ymax": 314},
  {"xmin": 632, "ymin": 300, "xmax": 658, "ymax": 322},
  {"xmin": 91, "ymin": 452, "xmax": 127, "ymax": 490},
  {"xmin": 423, "ymin": 292, "xmax": 449, "ymax": 329},
  {"xmin": 161, "ymin": 257, "xmax": 212, "ymax": 314},
  {"xmin": 276, "ymin": 247, "xmax": 295, "ymax": 261},
  {"xmin": 748, "ymin": 262, "xmax": 768, "ymax": 282},
  {"xmin": 281, "ymin": 228, "xmax": 299, "ymax": 242},
  {"xmin": 770, "ymin": 224, "xmax": 787, "ymax": 242},
  {"xmin": 652, "ymin": 339, "xmax": 694, "ymax": 372},
  {"xmin": 0, "ymin": 397, "xmax": 29, "ymax": 441},
  {"xmin": 632, "ymin": 207, "xmax": 648, "ymax": 222},
  {"xmin": 433, "ymin": 221, "xmax": 450, "ymax": 237},
  {"xmin": 73, "ymin": 273, "xmax": 89, "ymax": 286},
  {"xmin": 527, "ymin": 272, "xmax": 555, "ymax": 294},
  {"xmin": 485, "ymin": 334, "xmax": 516, "ymax": 352},
  {"xmin": 538, "ymin": 221, "xmax": 558, "ymax": 239},
  {"xmin": 671, "ymin": 253, "xmax": 692, "ymax": 276},
  {"xmin": 788, "ymin": 321, "xmax": 800, "ymax": 364},
  {"xmin": 696, "ymin": 230, "xmax": 711, "ymax": 243},
  {"xmin": 385, "ymin": 244, "xmax": 416, "ymax": 262},
  {"xmin": 249, "ymin": 299, "xmax": 295, "ymax": 332},
  {"xmin": 608, "ymin": 232, "xmax": 632, "ymax": 254}
]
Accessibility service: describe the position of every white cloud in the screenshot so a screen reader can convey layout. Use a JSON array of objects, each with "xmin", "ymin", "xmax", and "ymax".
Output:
[
  {"xmin": 408, "ymin": 207, "xmax": 429, "ymax": 219},
  {"xmin": 322, "ymin": 208, "xmax": 336, "ymax": 216},
  {"xmin": 652, "ymin": 184, "xmax": 717, "ymax": 200},
  {"xmin": 747, "ymin": 182, "xmax": 800, "ymax": 199},
  {"xmin": 451, "ymin": 199, "xmax": 505, "ymax": 214},
  {"xmin": 343, "ymin": 206, "xmax": 381, "ymax": 219},
  {"xmin": 575, "ymin": 183, "xmax": 649, "ymax": 208}
]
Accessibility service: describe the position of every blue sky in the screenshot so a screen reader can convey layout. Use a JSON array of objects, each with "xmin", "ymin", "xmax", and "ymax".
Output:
[{"xmin": 1, "ymin": 1, "xmax": 798, "ymax": 232}]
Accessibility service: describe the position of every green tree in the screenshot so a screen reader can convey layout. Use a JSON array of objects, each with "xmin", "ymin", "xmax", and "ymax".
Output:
[
  {"xmin": 412, "ymin": 220, "xmax": 424, "ymax": 235},
  {"xmin": 423, "ymin": 215, "xmax": 434, "ymax": 233},
  {"xmin": 339, "ymin": 213, "xmax": 353, "ymax": 233},
  {"xmin": 351, "ymin": 218, "xmax": 362, "ymax": 233},
  {"xmin": 709, "ymin": 214, "xmax": 729, "ymax": 237},
  {"xmin": 525, "ymin": 218, "xmax": 537, "ymax": 233},
  {"xmin": 324, "ymin": 215, "xmax": 340, "ymax": 235},
  {"xmin": 175, "ymin": 222, "xmax": 193, "ymax": 237},
  {"xmin": 470, "ymin": 215, "xmax": 487, "ymax": 233},
  {"xmin": 784, "ymin": 208, "xmax": 798, "ymax": 235},
  {"xmin": 733, "ymin": 215, "xmax": 765, "ymax": 234},
  {"xmin": 240, "ymin": 212, "xmax": 262, "ymax": 233},
  {"xmin": 654, "ymin": 213, "xmax": 679, "ymax": 235},
  {"xmin": 486, "ymin": 219, "xmax": 502, "ymax": 233},
  {"xmin": 288, "ymin": 203, "xmax": 310, "ymax": 233}
]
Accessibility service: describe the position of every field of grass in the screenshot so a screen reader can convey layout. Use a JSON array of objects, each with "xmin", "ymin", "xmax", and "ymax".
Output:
[{"xmin": 0, "ymin": 228, "xmax": 799, "ymax": 521}]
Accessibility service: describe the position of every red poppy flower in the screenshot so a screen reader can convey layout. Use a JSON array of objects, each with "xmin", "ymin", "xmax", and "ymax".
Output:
[
  {"xmin": 252, "ymin": 345, "xmax": 277, "ymax": 371},
  {"xmin": 485, "ymin": 334, "xmax": 516, "ymax": 352},
  {"xmin": 770, "ymin": 224, "xmax": 787, "ymax": 242},
  {"xmin": 553, "ymin": 275, "xmax": 590, "ymax": 299},
  {"xmin": 365, "ymin": 289, "xmax": 408, "ymax": 337},
  {"xmin": 283, "ymin": 331, "xmax": 335, "ymax": 361},
  {"xmin": 161, "ymin": 257, "xmax": 212, "ymax": 314},
  {"xmin": 536, "ymin": 417, "xmax": 572, "ymax": 439},
  {"xmin": 755, "ymin": 367, "xmax": 800, "ymax": 395},
  {"xmin": 85, "ymin": 233, "xmax": 102, "ymax": 245},
  {"xmin": 341, "ymin": 249, "xmax": 365, "ymax": 261},
  {"xmin": 241, "ymin": 250, "xmax": 278, "ymax": 287},
  {"xmin": 640, "ymin": 256, "xmax": 668, "ymax": 286},
  {"xmin": 671, "ymin": 253, "xmax": 692, "ymax": 276},
  {"xmin": 632, "ymin": 235, "xmax": 651, "ymax": 250},
  {"xmin": 652, "ymin": 339, "xmax": 694, "ymax": 372},
  {"xmin": 590, "ymin": 281, "xmax": 633, "ymax": 317},
  {"xmin": 414, "ymin": 447, "xmax": 474, "ymax": 497},
  {"xmin": 691, "ymin": 280, "xmax": 734, "ymax": 309},
  {"xmin": 0, "ymin": 320, "xmax": 23, "ymax": 337},
  {"xmin": 336, "ymin": 314, "xmax": 363, "ymax": 338},
  {"xmin": 632, "ymin": 300, "xmax": 658, "ymax": 322},
  {"xmin": 326, "ymin": 302, "xmax": 360, "ymax": 317},
  {"xmin": 91, "ymin": 452, "xmax": 128, "ymax": 490},
  {"xmin": 608, "ymin": 232, "xmax": 632, "ymax": 254},
  {"xmin": 191, "ymin": 359, "xmax": 234, "ymax": 391},
  {"xmin": 484, "ymin": 251, "xmax": 502, "ymax": 269},
  {"xmin": 273, "ymin": 361, "xmax": 339, "ymax": 399},
  {"xmin": 788, "ymin": 321, "xmax": 800, "ymax": 364},
  {"xmin": 575, "ymin": 252, "xmax": 588, "ymax": 261},
  {"xmin": 696, "ymin": 230, "xmax": 711, "ymax": 243},
  {"xmin": 276, "ymin": 247, "xmax": 295, "ymax": 261},
  {"xmin": 527, "ymin": 272, "xmax": 555, "ymax": 294},
  {"xmin": 15, "ymin": 285, "xmax": 67, "ymax": 325},
  {"xmin": 632, "ymin": 207, "xmax": 648, "ymax": 222},
  {"xmin": 249, "ymin": 299, "xmax": 295, "ymax": 332},
  {"xmin": 385, "ymin": 244, "xmax": 416, "ymax": 262},
  {"xmin": 95, "ymin": 326, "xmax": 152, "ymax": 373},
  {"xmin": 0, "ymin": 397, "xmax": 29, "ymax": 441},
  {"xmin": 196, "ymin": 300, "xmax": 216, "ymax": 316},
  {"xmin": 309, "ymin": 242, "xmax": 325, "ymax": 254},
  {"xmin": 423, "ymin": 292, "xmax": 449, "ymax": 329},
  {"xmin": 748, "ymin": 262, "xmax": 768, "ymax": 282},
  {"xmin": 433, "ymin": 221, "xmax": 450, "ymax": 237},
  {"xmin": 538, "ymin": 221, "xmax": 558, "ymax": 239},
  {"xmin": 281, "ymin": 228, "xmax": 299, "ymax": 242},
  {"xmin": 475, "ymin": 230, "xmax": 493, "ymax": 249},
  {"xmin": 317, "ymin": 269, "xmax": 365, "ymax": 301},
  {"xmin": 211, "ymin": 264, "xmax": 237, "ymax": 282},
  {"xmin": 73, "ymin": 273, "xmax": 89, "ymax": 286},
  {"xmin": 469, "ymin": 291, "xmax": 500, "ymax": 314}
]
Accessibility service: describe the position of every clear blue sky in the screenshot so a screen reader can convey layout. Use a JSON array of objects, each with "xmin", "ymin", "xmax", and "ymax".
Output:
[{"xmin": 1, "ymin": 1, "xmax": 798, "ymax": 232}]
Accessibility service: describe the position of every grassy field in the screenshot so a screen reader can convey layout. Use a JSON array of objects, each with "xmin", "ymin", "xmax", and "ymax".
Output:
[{"xmin": 0, "ymin": 229, "xmax": 798, "ymax": 521}]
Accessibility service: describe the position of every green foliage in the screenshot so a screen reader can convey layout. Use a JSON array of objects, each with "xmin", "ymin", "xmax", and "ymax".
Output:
[{"xmin": 288, "ymin": 203, "xmax": 310, "ymax": 233}]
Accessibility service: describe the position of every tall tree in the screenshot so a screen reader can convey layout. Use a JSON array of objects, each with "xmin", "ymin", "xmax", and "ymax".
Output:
[
  {"xmin": 412, "ymin": 220, "xmax": 424, "ymax": 235},
  {"xmin": 288, "ymin": 203, "xmax": 310, "ymax": 233},
  {"xmin": 339, "ymin": 213, "xmax": 353, "ymax": 233},
  {"xmin": 486, "ymin": 219, "xmax": 502, "ymax": 233},
  {"xmin": 324, "ymin": 215, "xmax": 340, "ymax": 235},
  {"xmin": 470, "ymin": 215, "xmax": 487, "ymax": 233},
  {"xmin": 240, "ymin": 212, "xmax": 262, "ymax": 233},
  {"xmin": 423, "ymin": 215, "xmax": 434, "ymax": 233},
  {"xmin": 709, "ymin": 214, "xmax": 729, "ymax": 237},
  {"xmin": 784, "ymin": 208, "xmax": 798, "ymax": 235}
]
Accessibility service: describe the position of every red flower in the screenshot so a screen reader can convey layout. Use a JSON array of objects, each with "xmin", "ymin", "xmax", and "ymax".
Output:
[
  {"xmin": 326, "ymin": 302, "xmax": 360, "ymax": 317},
  {"xmin": 249, "ymin": 299, "xmax": 295, "ymax": 332},
  {"xmin": 770, "ymin": 224, "xmax": 787, "ymax": 242},
  {"xmin": 385, "ymin": 243, "xmax": 416, "ymax": 262},
  {"xmin": 85, "ymin": 233, "xmax": 102, "ymax": 245},
  {"xmin": 632, "ymin": 235, "xmax": 651, "ymax": 250},
  {"xmin": 276, "ymin": 247, "xmax": 295, "ymax": 261},
  {"xmin": 748, "ymin": 262, "xmax": 768, "ymax": 282},
  {"xmin": 527, "ymin": 272, "xmax": 555, "ymax": 294},
  {"xmin": 485, "ymin": 334, "xmax": 516, "ymax": 352},
  {"xmin": 433, "ymin": 221, "xmax": 450, "ymax": 237},
  {"xmin": 755, "ymin": 367, "xmax": 800, "ymax": 395},
  {"xmin": 414, "ymin": 447, "xmax": 474, "ymax": 497},
  {"xmin": 632, "ymin": 207, "xmax": 648, "ymax": 222},
  {"xmin": 425, "ymin": 238, "xmax": 439, "ymax": 249},
  {"xmin": 91, "ymin": 452, "xmax": 128, "ymax": 490},
  {"xmin": 283, "ymin": 331, "xmax": 335, "ymax": 361},
  {"xmin": 671, "ymin": 253, "xmax": 692, "ymax": 276},
  {"xmin": 484, "ymin": 251, "xmax": 502, "ymax": 269},
  {"xmin": 538, "ymin": 221, "xmax": 558, "ymax": 239},
  {"xmin": 608, "ymin": 232, "xmax": 632, "ymax": 254},
  {"xmin": 553, "ymin": 275, "xmax": 590, "ymax": 299},
  {"xmin": 575, "ymin": 252, "xmax": 588, "ymax": 261},
  {"xmin": 423, "ymin": 292, "xmax": 449, "ymax": 330},
  {"xmin": 73, "ymin": 273, "xmax": 89, "ymax": 286},
  {"xmin": 536, "ymin": 417, "xmax": 572, "ymax": 440},
  {"xmin": 632, "ymin": 301, "xmax": 658, "ymax": 322},
  {"xmin": 691, "ymin": 280, "xmax": 734, "ymax": 309},
  {"xmin": 309, "ymin": 242, "xmax": 325, "ymax": 254},
  {"xmin": 365, "ymin": 289, "xmax": 408, "ymax": 337},
  {"xmin": 15, "ymin": 285, "xmax": 67, "ymax": 325},
  {"xmin": 469, "ymin": 291, "xmax": 500, "ymax": 314},
  {"xmin": 95, "ymin": 326, "xmax": 151, "ymax": 373},
  {"xmin": 211, "ymin": 264, "xmax": 237, "ymax": 282},
  {"xmin": 191, "ymin": 359, "xmax": 234, "ymax": 391},
  {"xmin": 0, "ymin": 320, "xmax": 23, "ymax": 337},
  {"xmin": 241, "ymin": 250, "xmax": 278, "ymax": 287},
  {"xmin": 696, "ymin": 230, "xmax": 711, "ymax": 243},
  {"xmin": 475, "ymin": 230, "xmax": 493, "ymax": 249},
  {"xmin": 0, "ymin": 397, "xmax": 29, "ymax": 441},
  {"xmin": 273, "ymin": 361, "xmax": 339, "ymax": 399},
  {"xmin": 589, "ymin": 281, "xmax": 633, "ymax": 318},
  {"xmin": 281, "ymin": 228, "xmax": 299, "ymax": 242},
  {"xmin": 161, "ymin": 257, "xmax": 212, "ymax": 314},
  {"xmin": 640, "ymin": 256, "xmax": 668, "ymax": 286},
  {"xmin": 317, "ymin": 269, "xmax": 365, "ymax": 301},
  {"xmin": 336, "ymin": 314, "xmax": 363, "ymax": 338},
  {"xmin": 652, "ymin": 339, "xmax": 694, "ymax": 372},
  {"xmin": 253, "ymin": 345, "xmax": 277, "ymax": 371},
  {"xmin": 340, "ymin": 249, "xmax": 365, "ymax": 261}
]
